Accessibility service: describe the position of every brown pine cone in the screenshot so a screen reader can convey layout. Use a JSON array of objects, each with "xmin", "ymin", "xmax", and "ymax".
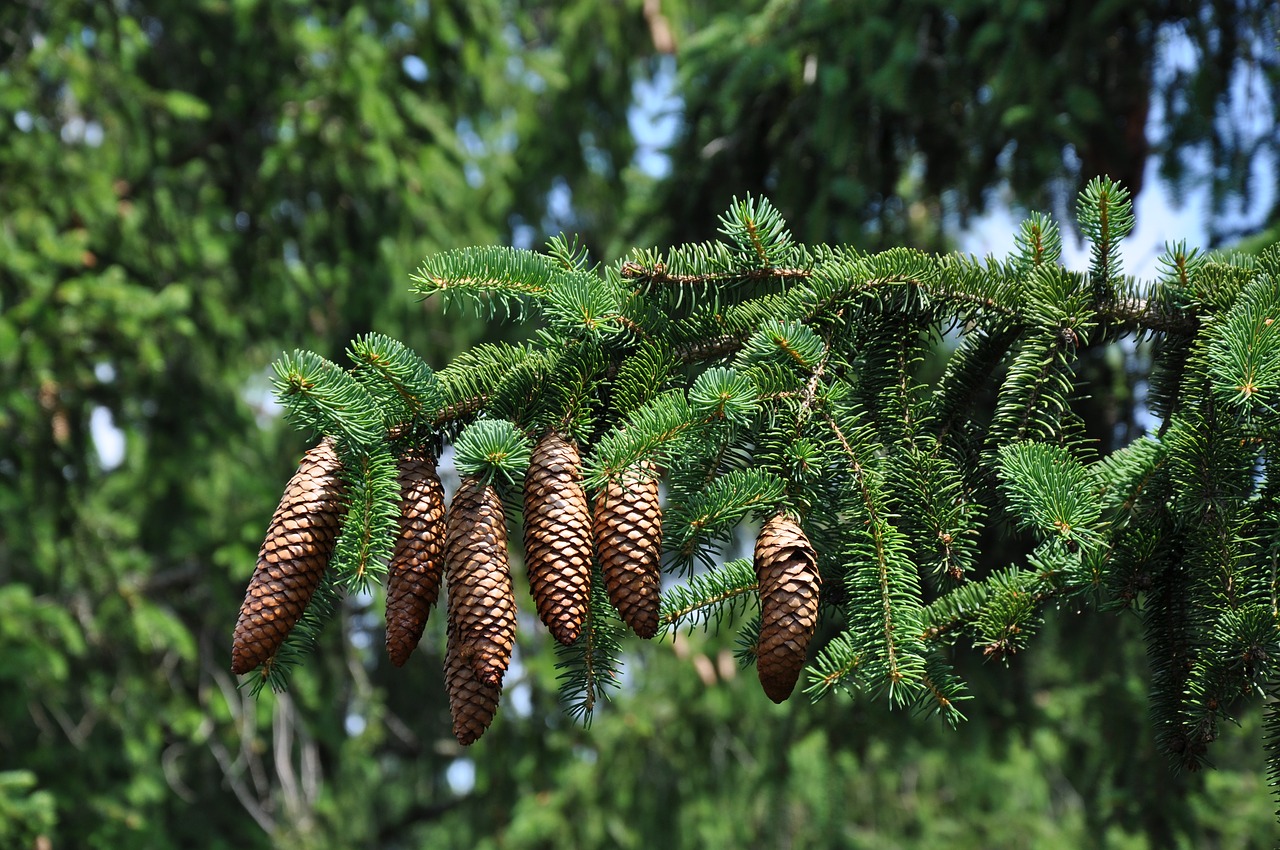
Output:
[
  {"xmin": 523, "ymin": 433, "xmax": 593, "ymax": 645},
  {"xmin": 593, "ymin": 463, "xmax": 662, "ymax": 638},
  {"xmin": 445, "ymin": 476, "xmax": 516, "ymax": 685},
  {"xmin": 754, "ymin": 512, "xmax": 821, "ymax": 703},
  {"xmin": 385, "ymin": 451, "xmax": 446, "ymax": 667},
  {"xmin": 445, "ymin": 623, "xmax": 502, "ymax": 746},
  {"xmin": 232, "ymin": 438, "xmax": 346, "ymax": 675}
]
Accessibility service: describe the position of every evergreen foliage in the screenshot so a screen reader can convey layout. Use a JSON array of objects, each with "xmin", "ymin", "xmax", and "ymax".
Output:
[
  {"xmin": 555, "ymin": 567, "xmax": 627, "ymax": 725},
  {"xmin": 243, "ymin": 185, "xmax": 1280, "ymax": 819},
  {"xmin": 659, "ymin": 557, "xmax": 758, "ymax": 633}
]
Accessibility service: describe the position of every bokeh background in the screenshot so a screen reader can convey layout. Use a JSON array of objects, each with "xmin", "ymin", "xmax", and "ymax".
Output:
[{"xmin": 2, "ymin": 2, "xmax": 1279, "ymax": 847}]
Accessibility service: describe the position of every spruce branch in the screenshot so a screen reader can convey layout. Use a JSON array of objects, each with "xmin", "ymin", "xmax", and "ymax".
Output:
[
  {"xmin": 585, "ymin": 390, "xmax": 693, "ymax": 487},
  {"xmin": 916, "ymin": 655, "xmax": 970, "ymax": 726},
  {"xmin": 932, "ymin": 324, "xmax": 1019, "ymax": 444},
  {"xmin": 659, "ymin": 558, "xmax": 759, "ymax": 634},
  {"xmin": 1192, "ymin": 258, "xmax": 1258, "ymax": 313},
  {"xmin": 556, "ymin": 571, "xmax": 625, "ymax": 727},
  {"xmin": 670, "ymin": 333, "xmax": 749, "ymax": 366},
  {"xmin": 546, "ymin": 232, "xmax": 594, "ymax": 273},
  {"xmin": 972, "ymin": 565, "xmax": 1053, "ymax": 660},
  {"xmin": 348, "ymin": 332, "xmax": 444, "ymax": 427},
  {"xmin": 887, "ymin": 443, "xmax": 982, "ymax": 583},
  {"xmin": 718, "ymin": 195, "xmax": 795, "ymax": 267},
  {"xmin": 1159, "ymin": 240, "xmax": 1207, "ymax": 293},
  {"xmin": 540, "ymin": 272, "xmax": 629, "ymax": 340},
  {"xmin": 271, "ymin": 350, "xmax": 383, "ymax": 446},
  {"xmin": 688, "ymin": 367, "xmax": 760, "ymax": 426},
  {"xmin": 239, "ymin": 185, "xmax": 1280, "ymax": 805},
  {"xmin": 1078, "ymin": 176, "xmax": 1135, "ymax": 302},
  {"xmin": 620, "ymin": 259, "xmax": 813, "ymax": 288},
  {"xmin": 608, "ymin": 339, "xmax": 674, "ymax": 414},
  {"xmin": 737, "ymin": 320, "xmax": 827, "ymax": 373},
  {"xmin": 928, "ymin": 252, "xmax": 1022, "ymax": 323},
  {"xmin": 819, "ymin": 409, "xmax": 929, "ymax": 703},
  {"xmin": 997, "ymin": 442, "xmax": 1103, "ymax": 553},
  {"xmin": 920, "ymin": 579, "xmax": 995, "ymax": 643},
  {"xmin": 1093, "ymin": 293, "xmax": 1200, "ymax": 337},
  {"xmin": 918, "ymin": 560, "xmax": 1067, "ymax": 651},
  {"xmin": 805, "ymin": 630, "xmax": 863, "ymax": 699},
  {"xmin": 453, "ymin": 419, "xmax": 532, "ymax": 488},
  {"xmin": 1014, "ymin": 212, "xmax": 1063, "ymax": 270},
  {"xmin": 1093, "ymin": 437, "xmax": 1166, "ymax": 522},
  {"xmin": 330, "ymin": 438, "xmax": 400, "ymax": 593},
  {"xmin": 733, "ymin": 613, "xmax": 763, "ymax": 670},
  {"xmin": 987, "ymin": 332, "xmax": 1079, "ymax": 446},
  {"xmin": 1267, "ymin": 682, "xmax": 1280, "ymax": 821},
  {"xmin": 432, "ymin": 342, "xmax": 534, "ymax": 429},
  {"xmin": 410, "ymin": 245, "xmax": 563, "ymax": 313},
  {"xmin": 1146, "ymin": 553, "xmax": 1210, "ymax": 771},
  {"xmin": 666, "ymin": 471, "xmax": 786, "ymax": 571},
  {"xmin": 1206, "ymin": 271, "xmax": 1280, "ymax": 420},
  {"xmin": 1089, "ymin": 437, "xmax": 1171, "ymax": 604}
]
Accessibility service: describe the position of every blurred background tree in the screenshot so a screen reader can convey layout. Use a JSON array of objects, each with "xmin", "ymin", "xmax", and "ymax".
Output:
[
  {"xmin": 625, "ymin": 0, "xmax": 1280, "ymax": 254},
  {"xmin": 1, "ymin": 0, "xmax": 1277, "ymax": 847}
]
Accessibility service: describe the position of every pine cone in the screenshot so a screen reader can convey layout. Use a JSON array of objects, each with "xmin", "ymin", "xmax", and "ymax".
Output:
[
  {"xmin": 445, "ymin": 624, "xmax": 502, "ymax": 745},
  {"xmin": 232, "ymin": 438, "xmax": 346, "ymax": 675},
  {"xmin": 385, "ymin": 451, "xmax": 446, "ymax": 667},
  {"xmin": 445, "ymin": 476, "xmax": 517, "ymax": 685},
  {"xmin": 523, "ymin": 433, "xmax": 593, "ymax": 644},
  {"xmin": 754, "ymin": 512, "xmax": 821, "ymax": 703},
  {"xmin": 593, "ymin": 463, "xmax": 662, "ymax": 638}
]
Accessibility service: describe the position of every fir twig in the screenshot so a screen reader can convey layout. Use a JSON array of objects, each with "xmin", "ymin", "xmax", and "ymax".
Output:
[
  {"xmin": 556, "ymin": 572, "xmax": 625, "ymax": 726},
  {"xmin": 660, "ymin": 559, "xmax": 759, "ymax": 634}
]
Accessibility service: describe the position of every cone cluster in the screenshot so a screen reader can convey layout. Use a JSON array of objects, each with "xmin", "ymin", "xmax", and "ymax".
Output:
[
  {"xmin": 232, "ymin": 438, "xmax": 346, "ymax": 675},
  {"xmin": 523, "ymin": 433, "xmax": 593, "ymax": 645},
  {"xmin": 235, "ymin": 433, "xmax": 680, "ymax": 744},
  {"xmin": 754, "ymin": 512, "xmax": 821, "ymax": 703},
  {"xmin": 385, "ymin": 452, "xmax": 446, "ymax": 667},
  {"xmin": 593, "ymin": 463, "xmax": 663, "ymax": 638}
]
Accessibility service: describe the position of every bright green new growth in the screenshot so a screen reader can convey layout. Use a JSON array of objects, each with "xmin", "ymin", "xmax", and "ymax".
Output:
[
  {"xmin": 453, "ymin": 419, "xmax": 532, "ymax": 487},
  {"xmin": 257, "ymin": 186, "xmax": 1280, "ymax": 819}
]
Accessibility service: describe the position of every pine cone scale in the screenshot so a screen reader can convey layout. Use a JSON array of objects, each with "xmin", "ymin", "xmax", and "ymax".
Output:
[
  {"xmin": 446, "ymin": 476, "xmax": 517, "ymax": 685},
  {"xmin": 385, "ymin": 452, "xmax": 447, "ymax": 667},
  {"xmin": 523, "ymin": 433, "xmax": 593, "ymax": 645},
  {"xmin": 594, "ymin": 463, "xmax": 662, "ymax": 639},
  {"xmin": 232, "ymin": 438, "xmax": 346, "ymax": 675},
  {"xmin": 754, "ymin": 512, "xmax": 821, "ymax": 703},
  {"xmin": 445, "ymin": 626, "xmax": 502, "ymax": 745}
]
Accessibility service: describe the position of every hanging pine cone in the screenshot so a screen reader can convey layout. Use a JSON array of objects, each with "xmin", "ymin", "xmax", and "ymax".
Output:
[
  {"xmin": 445, "ymin": 476, "xmax": 517, "ymax": 685},
  {"xmin": 523, "ymin": 433, "xmax": 593, "ymax": 645},
  {"xmin": 445, "ymin": 621, "xmax": 503, "ymax": 745},
  {"xmin": 754, "ymin": 512, "xmax": 821, "ymax": 703},
  {"xmin": 593, "ymin": 462, "xmax": 662, "ymax": 639},
  {"xmin": 385, "ymin": 451, "xmax": 446, "ymax": 667},
  {"xmin": 232, "ymin": 438, "xmax": 346, "ymax": 675}
]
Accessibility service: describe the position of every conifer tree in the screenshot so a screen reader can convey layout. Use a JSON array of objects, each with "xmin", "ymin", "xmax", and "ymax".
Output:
[{"xmin": 232, "ymin": 182, "xmax": 1280, "ymax": 811}]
